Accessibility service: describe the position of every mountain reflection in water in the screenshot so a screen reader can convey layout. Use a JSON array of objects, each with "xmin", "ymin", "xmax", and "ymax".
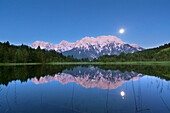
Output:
[
  {"xmin": 0, "ymin": 65, "xmax": 170, "ymax": 113},
  {"xmin": 31, "ymin": 66, "xmax": 143, "ymax": 89}
]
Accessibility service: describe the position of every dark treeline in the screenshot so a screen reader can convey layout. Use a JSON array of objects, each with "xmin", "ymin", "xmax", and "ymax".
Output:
[
  {"xmin": 1, "ymin": 41, "xmax": 170, "ymax": 63},
  {"xmin": 95, "ymin": 43, "xmax": 170, "ymax": 62},
  {"xmin": 96, "ymin": 65, "xmax": 170, "ymax": 80},
  {"xmin": 0, "ymin": 41, "xmax": 89, "ymax": 63},
  {"xmin": 0, "ymin": 65, "xmax": 169, "ymax": 86},
  {"xmin": 0, "ymin": 65, "xmax": 79, "ymax": 85}
]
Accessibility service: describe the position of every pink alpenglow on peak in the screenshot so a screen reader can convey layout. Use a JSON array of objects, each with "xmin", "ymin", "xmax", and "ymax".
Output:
[
  {"xmin": 31, "ymin": 41, "xmax": 56, "ymax": 50},
  {"xmin": 59, "ymin": 40, "xmax": 74, "ymax": 45},
  {"xmin": 130, "ymin": 44, "xmax": 140, "ymax": 48},
  {"xmin": 31, "ymin": 35, "xmax": 144, "ymax": 59},
  {"xmin": 129, "ymin": 44, "xmax": 143, "ymax": 51},
  {"xmin": 96, "ymin": 35, "xmax": 125, "ymax": 44}
]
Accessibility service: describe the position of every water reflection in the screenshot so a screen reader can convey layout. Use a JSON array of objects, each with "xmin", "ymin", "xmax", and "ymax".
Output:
[
  {"xmin": 0, "ymin": 65, "xmax": 170, "ymax": 113},
  {"xmin": 31, "ymin": 66, "xmax": 143, "ymax": 89},
  {"xmin": 120, "ymin": 91, "xmax": 125, "ymax": 99}
]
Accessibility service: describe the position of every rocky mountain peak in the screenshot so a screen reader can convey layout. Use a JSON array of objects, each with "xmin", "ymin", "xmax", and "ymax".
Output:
[{"xmin": 31, "ymin": 35, "xmax": 144, "ymax": 59}]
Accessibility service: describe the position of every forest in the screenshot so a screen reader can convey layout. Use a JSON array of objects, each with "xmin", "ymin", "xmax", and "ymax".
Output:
[
  {"xmin": 95, "ymin": 43, "xmax": 170, "ymax": 62},
  {"xmin": 1, "ymin": 65, "xmax": 170, "ymax": 85},
  {"xmin": 0, "ymin": 41, "xmax": 169, "ymax": 63},
  {"xmin": 0, "ymin": 41, "xmax": 89, "ymax": 63}
]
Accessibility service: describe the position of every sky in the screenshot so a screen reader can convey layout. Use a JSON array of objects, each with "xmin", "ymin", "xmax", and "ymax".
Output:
[{"xmin": 0, "ymin": 0, "xmax": 170, "ymax": 48}]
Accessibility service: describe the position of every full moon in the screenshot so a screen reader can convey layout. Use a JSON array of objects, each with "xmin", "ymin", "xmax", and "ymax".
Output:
[{"xmin": 119, "ymin": 29, "xmax": 125, "ymax": 34}]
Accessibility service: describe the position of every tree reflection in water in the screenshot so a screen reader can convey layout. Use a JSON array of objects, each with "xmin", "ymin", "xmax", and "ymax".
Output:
[{"xmin": 0, "ymin": 65, "xmax": 169, "ymax": 113}]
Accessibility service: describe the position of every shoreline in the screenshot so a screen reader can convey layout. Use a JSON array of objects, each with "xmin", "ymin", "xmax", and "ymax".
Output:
[{"xmin": 0, "ymin": 61, "xmax": 170, "ymax": 66}]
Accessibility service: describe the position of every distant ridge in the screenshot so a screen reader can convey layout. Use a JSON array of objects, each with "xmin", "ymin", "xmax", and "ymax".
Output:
[
  {"xmin": 97, "ymin": 43, "xmax": 170, "ymax": 61},
  {"xmin": 31, "ymin": 35, "xmax": 144, "ymax": 59}
]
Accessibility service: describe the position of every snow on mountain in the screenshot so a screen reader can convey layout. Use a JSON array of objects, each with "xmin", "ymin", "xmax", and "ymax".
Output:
[
  {"xmin": 31, "ymin": 35, "xmax": 144, "ymax": 59},
  {"xmin": 74, "ymin": 35, "xmax": 125, "ymax": 49},
  {"xmin": 31, "ymin": 40, "xmax": 75, "ymax": 52},
  {"xmin": 129, "ymin": 44, "xmax": 143, "ymax": 51},
  {"xmin": 56, "ymin": 40, "xmax": 75, "ymax": 52},
  {"xmin": 31, "ymin": 41, "xmax": 56, "ymax": 50}
]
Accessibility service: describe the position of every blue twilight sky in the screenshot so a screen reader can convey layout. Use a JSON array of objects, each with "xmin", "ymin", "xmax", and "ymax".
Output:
[{"xmin": 0, "ymin": 0, "xmax": 170, "ymax": 48}]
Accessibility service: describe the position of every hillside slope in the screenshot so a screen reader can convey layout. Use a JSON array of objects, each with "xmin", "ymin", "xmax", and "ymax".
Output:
[
  {"xmin": 0, "ymin": 41, "xmax": 82, "ymax": 63},
  {"xmin": 96, "ymin": 43, "xmax": 170, "ymax": 61}
]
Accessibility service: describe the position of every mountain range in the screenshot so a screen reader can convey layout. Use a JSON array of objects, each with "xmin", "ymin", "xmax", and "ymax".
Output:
[{"xmin": 31, "ymin": 35, "xmax": 144, "ymax": 59}]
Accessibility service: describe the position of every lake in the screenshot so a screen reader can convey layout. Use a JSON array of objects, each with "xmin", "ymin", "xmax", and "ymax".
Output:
[{"xmin": 0, "ymin": 65, "xmax": 170, "ymax": 113}]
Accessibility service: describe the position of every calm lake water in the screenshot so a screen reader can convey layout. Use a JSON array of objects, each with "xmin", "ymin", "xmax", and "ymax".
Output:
[{"xmin": 0, "ymin": 65, "xmax": 170, "ymax": 113}]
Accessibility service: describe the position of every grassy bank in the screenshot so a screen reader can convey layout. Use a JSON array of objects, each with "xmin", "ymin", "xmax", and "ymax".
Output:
[
  {"xmin": 0, "ymin": 63, "xmax": 41, "ymax": 66},
  {"xmin": 49, "ymin": 61, "xmax": 170, "ymax": 65},
  {"xmin": 1, "ymin": 61, "xmax": 170, "ymax": 66}
]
